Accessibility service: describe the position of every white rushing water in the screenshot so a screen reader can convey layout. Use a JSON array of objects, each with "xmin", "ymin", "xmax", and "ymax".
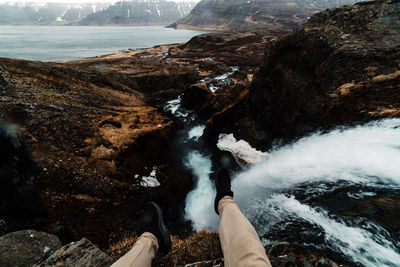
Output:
[
  {"xmin": 187, "ymin": 125, "xmax": 205, "ymax": 141},
  {"xmin": 217, "ymin": 133, "xmax": 269, "ymax": 167},
  {"xmin": 199, "ymin": 66, "xmax": 240, "ymax": 93},
  {"xmin": 184, "ymin": 151, "xmax": 220, "ymax": 230},
  {"xmin": 261, "ymin": 194, "xmax": 400, "ymax": 267},
  {"xmin": 184, "ymin": 118, "xmax": 400, "ymax": 266}
]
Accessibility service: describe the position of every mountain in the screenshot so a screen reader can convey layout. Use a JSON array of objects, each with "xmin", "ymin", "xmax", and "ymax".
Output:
[
  {"xmin": 78, "ymin": 0, "xmax": 197, "ymax": 26},
  {"xmin": 0, "ymin": 2, "xmax": 111, "ymax": 25},
  {"xmin": 168, "ymin": 0, "xmax": 365, "ymax": 30}
]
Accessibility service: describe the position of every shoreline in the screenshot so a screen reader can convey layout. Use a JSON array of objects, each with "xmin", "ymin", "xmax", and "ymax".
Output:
[{"xmin": 0, "ymin": 26, "xmax": 215, "ymax": 62}]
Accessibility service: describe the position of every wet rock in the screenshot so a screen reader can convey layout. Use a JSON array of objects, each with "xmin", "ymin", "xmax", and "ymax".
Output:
[
  {"xmin": 36, "ymin": 238, "xmax": 113, "ymax": 267},
  {"xmin": 0, "ymin": 230, "xmax": 62, "ymax": 267},
  {"xmin": 266, "ymin": 219, "xmax": 326, "ymax": 248},
  {"xmin": 205, "ymin": 0, "xmax": 400, "ymax": 149},
  {"xmin": 181, "ymin": 258, "xmax": 224, "ymax": 267},
  {"xmin": 341, "ymin": 195, "xmax": 400, "ymax": 240},
  {"xmin": 181, "ymin": 84, "xmax": 213, "ymax": 113},
  {"xmin": 266, "ymin": 244, "xmax": 348, "ymax": 267}
]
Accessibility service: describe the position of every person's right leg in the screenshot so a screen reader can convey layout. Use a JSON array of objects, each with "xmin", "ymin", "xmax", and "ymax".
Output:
[{"xmin": 215, "ymin": 169, "xmax": 272, "ymax": 267}]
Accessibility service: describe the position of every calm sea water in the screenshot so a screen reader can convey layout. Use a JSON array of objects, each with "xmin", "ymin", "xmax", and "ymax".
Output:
[{"xmin": 0, "ymin": 26, "xmax": 210, "ymax": 61}]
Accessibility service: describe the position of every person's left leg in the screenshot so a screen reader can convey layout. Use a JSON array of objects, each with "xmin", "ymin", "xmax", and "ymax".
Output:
[
  {"xmin": 111, "ymin": 202, "xmax": 171, "ymax": 267},
  {"xmin": 111, "ymin": 232, "xmax": 158, "ymax": 267}
]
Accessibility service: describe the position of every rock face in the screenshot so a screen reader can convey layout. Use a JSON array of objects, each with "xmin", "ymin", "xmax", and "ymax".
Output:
[
  {"xmin": 169, "ymin": 0, "xmax": 364, "ymax": 30},
  {"xmin": 78, "ymin": 0, "xmax": 196, "ymax": 25},
  {"xmin": 170, "ymin": 29, "xmax": 289, "ymax": 72},
  {"xmin": 204, "ymin": 0, "xmax": 400, "ymax": 149},
  {"xmin": 0, "ymin": 230, "xmax": 62, "ymax": 267},
  {"xmin": 36, "ymin": 238, "xmax": 114, "ymax": 267}
]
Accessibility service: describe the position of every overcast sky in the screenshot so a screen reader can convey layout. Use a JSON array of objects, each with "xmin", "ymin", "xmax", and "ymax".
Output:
[
  {"xmin": 0, "ymin": 0, "xmax": 111, "ymax": 2},
  {"xmin": 0, "ymin": 0, "xmax": 199, "ymax": 2}
]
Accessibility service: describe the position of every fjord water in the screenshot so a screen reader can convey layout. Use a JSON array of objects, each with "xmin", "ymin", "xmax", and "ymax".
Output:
[
  {"xmin": 0, "ymin": 26, "xmax": 209, "ymax": 61},
  {"xmin": 184, "ymin": 119, "xmax": 400, "ymax": 266}
]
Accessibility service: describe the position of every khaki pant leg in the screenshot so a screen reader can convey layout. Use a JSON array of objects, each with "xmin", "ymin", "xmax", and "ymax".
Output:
[
  {"xmin": 111, "ymin": 232, "xmax": 158, "ymax": 267},
  {"xmin": 218, "ymin": 196, "xmax": 272, "ymax": 267}
]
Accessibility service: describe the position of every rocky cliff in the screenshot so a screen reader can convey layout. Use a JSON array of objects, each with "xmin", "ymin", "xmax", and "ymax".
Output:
[
  {"xmin": 169, "ymin": 0, "xmax": 366, "ymax": 30},
  {"xmin": 78, "ymin": 0, "xmax": 196, "ymax": 26},
  {"xmin": 204, "ymin": 0, "xmax": 400, "ymax": 149},
  {"xmin": 0, "ymin": 27, "xmax": 273, "ymax": 253}
]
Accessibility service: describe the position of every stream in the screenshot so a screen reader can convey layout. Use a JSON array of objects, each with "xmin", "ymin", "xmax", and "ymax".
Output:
[{"xmin": 166, "ymin": 78, "xmax": 400, "ymax": 267}]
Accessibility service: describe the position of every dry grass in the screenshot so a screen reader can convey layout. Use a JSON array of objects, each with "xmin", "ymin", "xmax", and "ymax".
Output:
[{"xmin": 108, "ymin": 231, "xmax": 223, "ymax": 267}]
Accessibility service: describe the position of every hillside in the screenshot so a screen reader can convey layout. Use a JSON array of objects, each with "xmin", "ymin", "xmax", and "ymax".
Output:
[{"xmin": 168, "ymin": 0, "xmax": 365, "ymax": 30}]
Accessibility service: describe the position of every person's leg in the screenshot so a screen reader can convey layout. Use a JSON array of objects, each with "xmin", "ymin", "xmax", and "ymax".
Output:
[
  {"xmin": 112, "ymin": 202, "xmax": 171, "ymax": 267},
  {"xmin": 218, "ymin": 196, "xmax": 271, "ymax": 267},
  {"xmin": 111, "ymin": 232, "xmax": 158, "ymax": 267},
  {"xmin": 215, "ymin": 169, "xmax": 271, "ymax": 267}
]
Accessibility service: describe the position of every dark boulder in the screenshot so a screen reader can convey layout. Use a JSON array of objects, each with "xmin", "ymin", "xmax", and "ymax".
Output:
[
  {"xmin": 341, "ymin": 195, "xmax": 400, "ymax": 241},
  {"xmin": 36, "ymin": 237, "xmax": 113, "ymax": 267},
  {"xmin": 0, "ymin": 73, "xmax": 7, "ymax": 88},
  {"xmin": 0, "ymin": 230, "xmax": 62, "ymax": 267},
  {"xmin": 0, "ymin": 123, "xmax": 42, "ymax": 230},
  {"xmin": 181, "ymin": 84, "xmax": 213, "ymax": 114},
  {"xmin": 266, "ymin": 244, "xmax": 350, "ymax": 267}
]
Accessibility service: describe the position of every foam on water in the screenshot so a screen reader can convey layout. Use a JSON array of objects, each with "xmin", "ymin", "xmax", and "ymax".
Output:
[
  {"xmin": 184, "ymin": 118, "xmax": 400, "ymax": 265},
  {"xmin": 217, "ymin": 133, "xmax": 269, "ymax": 167},
  {"xmin": 164, "ymin": 96, "xmax": 193, "ymax": 121},
  {"xmin": 260, "ymin": 194, "xmax": 400, "ymax": 267},
  {"xmin": 187, "ymin": 125, "xmax": 205, "ymax": 141}
]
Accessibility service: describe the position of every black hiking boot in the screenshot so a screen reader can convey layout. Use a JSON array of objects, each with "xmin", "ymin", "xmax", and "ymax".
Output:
[
  {"xmin": 214, "ymin": 168, "xmax": 234, "ymax": 215},
  {"xmin": 138, "ymin": 202, "xmax": 172, "ymax": 253}
]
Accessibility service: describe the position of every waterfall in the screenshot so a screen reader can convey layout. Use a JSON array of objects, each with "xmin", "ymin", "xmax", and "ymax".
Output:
[{"xmin": 184, "ymin": 118, "xmax": 400, "ymax": 266}]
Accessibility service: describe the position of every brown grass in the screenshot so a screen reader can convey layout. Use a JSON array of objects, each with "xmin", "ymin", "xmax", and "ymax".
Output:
[{"xmin": 108, "ymin": 231, "xmax": 223, "ymax": 267}]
